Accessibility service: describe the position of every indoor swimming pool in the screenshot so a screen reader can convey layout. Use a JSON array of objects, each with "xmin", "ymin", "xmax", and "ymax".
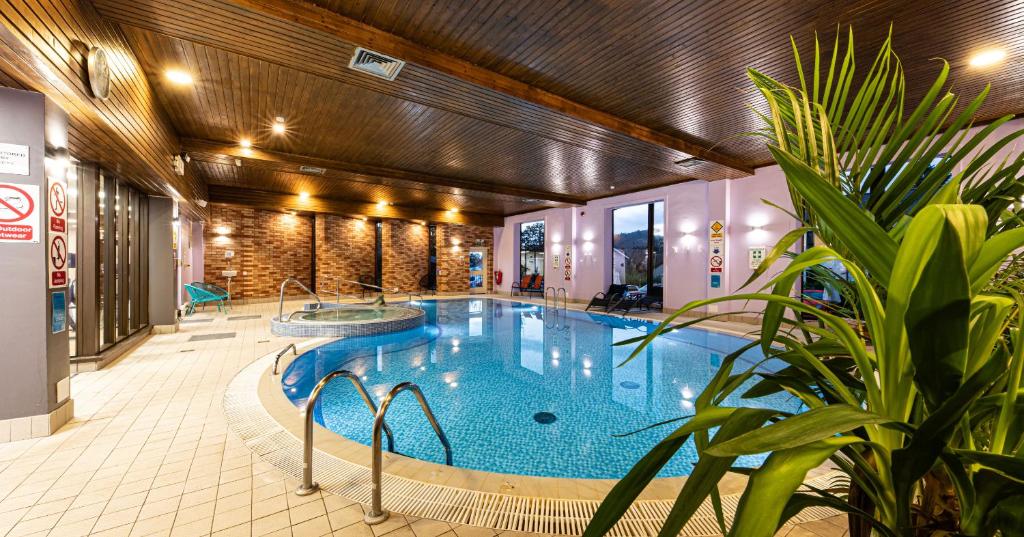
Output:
[{"xmin": 280, "ymin": 298, "xmax": 799, "ymax": 479}]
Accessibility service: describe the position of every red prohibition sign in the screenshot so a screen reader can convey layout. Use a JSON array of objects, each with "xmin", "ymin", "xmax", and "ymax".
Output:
[
  {"xmin": 0, "ymin": 184, "xmax": 35, "ymax": 223},
  {"xmin": 51, "ymin": 235, "xmax": 67, "ymax": 270},
  {"xmin": 49, "ymin": 183, "xmax": 66, "ymax": 217}
]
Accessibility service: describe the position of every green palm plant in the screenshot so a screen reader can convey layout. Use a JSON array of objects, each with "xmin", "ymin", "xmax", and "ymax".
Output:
[{"xmin": 583, "ymin": 29, "xmax": 1024, "ymax": 537}]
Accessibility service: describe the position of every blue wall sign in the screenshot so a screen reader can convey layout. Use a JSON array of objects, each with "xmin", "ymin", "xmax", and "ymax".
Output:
[
  {"xmin": 710, "ymin": 274, "xmax": 721, "ymax": 288},
  {"xmin": 51, "ymin": 291, "xmax": 66, "ymax": 334}
]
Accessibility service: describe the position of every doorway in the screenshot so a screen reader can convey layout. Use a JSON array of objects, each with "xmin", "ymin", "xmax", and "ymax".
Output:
[{"xmin": 469, "ymin": 247, "xmax": 487, "ymax": 294}]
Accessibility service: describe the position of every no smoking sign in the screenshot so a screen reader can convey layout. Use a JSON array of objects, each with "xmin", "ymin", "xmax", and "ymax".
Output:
[{"xmin": 47, "ymin": 173, "xmax": 68, "ymax": 288}]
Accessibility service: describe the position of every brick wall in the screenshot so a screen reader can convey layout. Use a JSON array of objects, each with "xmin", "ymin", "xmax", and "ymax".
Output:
[
  {"xmin": 204, "ymin": 206, "xmax": 313, "ymax": 299},
  {"xmin": 382, "ymin": 220, "xmax": 429, "ymax": 292},
  {"xmin": 203, "ymin": 206, "xmax": 494, "ymax": 298},
  {"xmin": 315, "ymin": 214, "xmax": 376, "ymax": 295},
  {"xmin": 437, "ymin": 224, "xmax": 494, "ymax": 293}
]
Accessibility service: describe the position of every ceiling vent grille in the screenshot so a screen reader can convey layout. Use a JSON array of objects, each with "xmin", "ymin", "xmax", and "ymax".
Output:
[
  {"xmin": 674, "ymin": 157, "xmax": 704, "ymax": 168},
  {"xmin": 348, "ymin": 47, "xmax": 405, "ymax": 81},
  {"xmin": 298, "ymin": 165, "xmax": 326, "ymax": 175}
]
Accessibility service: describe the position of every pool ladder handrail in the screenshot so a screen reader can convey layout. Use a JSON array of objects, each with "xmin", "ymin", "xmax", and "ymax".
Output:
[
  {"xmin": 544, "ymin": 286, "xmax": 568, "ymax": 311},
  {"xmin": 364, "ymin": 382, "xmax": 452, "ymax": 524},
  {"xmin": 406, "ymin": 292, "xmax": 424, "ymax": 308},
  {"xmin": 278, "ymin": 277, "xmax": 322, "ymax": 323},
  {"xmin": 272, "ymin": 344, "xmax": 297, "ymax": 375},
  {"xmin": 295, "ymin": 370, "xmax": 397, "ymax": 496}
]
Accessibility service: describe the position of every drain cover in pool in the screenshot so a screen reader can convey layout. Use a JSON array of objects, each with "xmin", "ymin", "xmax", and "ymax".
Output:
[{"xmin": 533, "ymin": 412, "xmax": 557, "ymax": 424}]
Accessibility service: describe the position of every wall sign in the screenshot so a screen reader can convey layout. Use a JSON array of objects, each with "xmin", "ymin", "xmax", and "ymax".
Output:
[
  {"xmin": 51, "ymin": 291, "xmax": 66, "ymax": 334},
  {"xmin": 0, "ymin": 182, "xmax": 40, "ymax": 242},
  {"xmin": 563, "ymin": 250, "xmax": 572, "ymax": 281},
  {"xmin": 47, "ymin": 169, "xmax": 68, "ymax": 287},
  {"xmin": 749, "ymin": 246, "xmax": 767, "ymax": 269},
  {"xmin": 0, "ymin": 143, "xmax": 29, "ymax": 175},
  {"xmin": 708, "ymin": 219, "xmax": 725, "ymax": 277}
]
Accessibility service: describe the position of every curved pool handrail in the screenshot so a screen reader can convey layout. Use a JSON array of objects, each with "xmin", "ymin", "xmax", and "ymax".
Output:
[
  {"xmin": 295, "ymin": 370, "xmax": 397, "ymax": 496},
  {"xmin": 278, "ymin": 277, "xmax": 321, "ymax": 322},
  {"xmin": 365, "ymin": 382, "xmax": 452, "ymax": 524},
  {"xmin": 272, "ymin": 343, "xmax": 297, "ymax": 375},
  {"xmin": 342, "ymin": 279, "xmax": 400, "ymax": 294}
]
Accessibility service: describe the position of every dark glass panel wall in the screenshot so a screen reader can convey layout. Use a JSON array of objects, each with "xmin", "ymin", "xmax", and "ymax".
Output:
[{"xmin": 72, "ymin": 165, "xmax": 151, "ymax": 358}]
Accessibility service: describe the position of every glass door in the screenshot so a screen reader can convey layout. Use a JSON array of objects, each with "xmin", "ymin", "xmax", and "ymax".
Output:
[{"xmin": 469, "ymin": 248, "xmax": 486, "ymax": 294}]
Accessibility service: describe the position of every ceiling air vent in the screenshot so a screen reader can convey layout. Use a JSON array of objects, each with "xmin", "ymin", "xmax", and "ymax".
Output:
[
  {"xmin": 299, "ymin": 165, "xmax": 326, "ymax": 175},
  {"xmin": 348, "ymin": 47, "xmax": 405, "ymax": 81},
  {"xmin": 674, "ymin": 157, "xmax": 704, "ymax": 168}
]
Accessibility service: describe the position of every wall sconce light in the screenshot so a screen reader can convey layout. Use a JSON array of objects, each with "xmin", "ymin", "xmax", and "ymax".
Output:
[{"xmin": 215, "ymin": 226, "xmax": 231, "ymax": 235}]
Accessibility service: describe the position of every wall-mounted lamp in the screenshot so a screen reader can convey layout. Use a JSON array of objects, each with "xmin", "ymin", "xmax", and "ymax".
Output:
[{"xmin": 215, "ymin": 226, "xmax": 231, "ymax": 235}]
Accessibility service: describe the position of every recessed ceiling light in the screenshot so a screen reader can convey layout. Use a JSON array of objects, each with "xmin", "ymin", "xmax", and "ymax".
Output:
[
  {"xmin": 298, "ymin": 192, "xmax": 309, "ymax": 201},
  {"xmin": 448, "ymin": 208, "xmax": 458, "ymax": 213},
  {"xmin": 272, "ymin": 117, "xmax": 286, "ymax": 134},
  {"xmin": 377, "ymin": 201, "xmax": 388, "ymax": 208},
  {"xmin": 165, "ymin": 69, "xmax": 193, "ymax": 85},
  {"xmin": 239, "ymin": 138, "xmax": 252, "ymax": 149},
  {"xmin": 610, "ymin": 185, "xmax": 616, "ymax": 190},
  {"xmin": 969, "ymin": 48, "xmax": 1006, "ymax": 68}
]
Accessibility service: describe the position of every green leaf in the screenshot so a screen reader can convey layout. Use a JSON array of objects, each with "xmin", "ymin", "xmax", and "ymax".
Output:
[
  {"xmin": 769, "ymin": 147, "xmax": 898, "ymax": 286},
  {"xmin": 655, "ymin": 409, "xmax": 778, "ymax": 537},
  {"xmin": 740, "ymin": 226, "xmax": 811, "ymax": 290},
  {"xmin": 891, "ymin": 352, "xmax": 1009, "ymax": 529},
  {"xmin": 969, "ymin": 228, "xmax": 1024, "ymax": 292},
  {"xmin": 706, "ymin": 405, "xmax": 891, "ymax": 457},
  {"xmin": 726, "ymin": 437, "xmax": 863, "ymax": 537},
  {"xmin": 904, "ymin": 212, "xmax": 971, "ymax": 410},
  {"xmin": 956, "ymin": 450, "xmax": 1024, "ymax": 484},
  {"xmin": 582, "ymin": 407, "xmax": 744, "ymax": 537}
]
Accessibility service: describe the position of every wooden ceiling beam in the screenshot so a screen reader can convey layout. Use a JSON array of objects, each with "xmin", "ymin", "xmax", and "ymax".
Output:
[
  {"xmin": 224, "ymin": 0, "xmax": 752, "ymax": 175},
  {"xmin": 208, "ymin": 185, "xmax": 505, "ymax": 227},
  {"xmin": 182, "ymin": 139, "xmax": 585, "ymax": 205}
]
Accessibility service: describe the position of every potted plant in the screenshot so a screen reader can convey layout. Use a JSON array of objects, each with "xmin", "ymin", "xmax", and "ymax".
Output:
[{"xmin": 585, "ymin": 28, "xmax": 1024, "ymax": 537}]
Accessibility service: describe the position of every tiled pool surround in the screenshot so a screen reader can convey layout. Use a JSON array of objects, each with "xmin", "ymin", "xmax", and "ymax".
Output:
[{"xmin": 270, "ymin": 303, "xmax": 425, "ymax": 337}]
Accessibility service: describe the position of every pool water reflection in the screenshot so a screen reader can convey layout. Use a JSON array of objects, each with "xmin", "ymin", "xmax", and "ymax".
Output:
[{"xmin": 281, "ymin": 298, "xmax": 798, "ymax": 479}]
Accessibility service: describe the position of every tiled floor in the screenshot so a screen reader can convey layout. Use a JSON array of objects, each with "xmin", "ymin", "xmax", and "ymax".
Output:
[{"xmin": 0, "ymin": 297, "xmax": 848, "ymax": 537}]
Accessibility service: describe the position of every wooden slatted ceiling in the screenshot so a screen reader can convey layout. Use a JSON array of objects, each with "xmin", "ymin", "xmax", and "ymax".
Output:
[
  {"xmin": 194, "ymin": 160, "xmax": 556, "ymax": 215},
  {"xmin": 0, "ymin": 0, "xmax": 207, "ymax": 218},
  {"xmin": 315, "ymin": 0, "xmax": 1024, "ymax": 165},
  {"xmin": 118, "ymin": 26, "xmax": 703, "ymax": 208},
  {"xmin": 92, "ymin": 0, "xmax": 749, "ymax": 182}
]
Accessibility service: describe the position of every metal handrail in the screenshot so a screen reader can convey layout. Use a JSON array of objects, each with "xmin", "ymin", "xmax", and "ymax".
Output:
[
  {"xmin": 278, "ymin": 277, "xmax": 321, "ymax": 322},
  {"xmin": 273, "ymin": 344, "xmax": 297, "ymax": 375},
  {"xmin": 342, "ymin": 279, "xmax": 399, "ymax": 294},
  {"xmin": 407, "ymin": 292, "xmax": 424, "ymax": 305},
  {"xmin": 295, "ymin": 370, "xmax": 397, "ymax": 496},
  {"xmin": 544, "ymin": 287, "xmax": 568, "ymax": 311},
  {"xmin": 364, "ymin": 382, "xmax": 452, "ymax": 524}
]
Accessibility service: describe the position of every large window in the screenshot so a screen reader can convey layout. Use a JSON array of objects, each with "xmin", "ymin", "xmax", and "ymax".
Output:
[
  {"xmin": 612, "ymin": 202, "xmax": 664, "ymax": 294},
  {"xmin": 519, "ymin": 220, "xmax": 544, "ymax": 279}
]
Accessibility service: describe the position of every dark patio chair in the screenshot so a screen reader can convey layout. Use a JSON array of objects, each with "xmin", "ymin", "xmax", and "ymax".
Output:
[
  {"xmin": 586, "ymin": 284, "xmax": 628, "ymax": 311},
  {"xmin": 640, "ymin": 287, "xmax": 664, "ymax": 311}
]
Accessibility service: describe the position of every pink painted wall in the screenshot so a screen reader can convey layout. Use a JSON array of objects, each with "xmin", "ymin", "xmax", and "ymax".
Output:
[{"xmin": 494, "ymin": 176, "xmax": 792, "ymax": 311}]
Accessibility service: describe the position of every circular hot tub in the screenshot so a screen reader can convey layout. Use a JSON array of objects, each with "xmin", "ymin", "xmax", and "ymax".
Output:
[{"xmin": 271, "ymin": 304, "xmax": 425, "ymax": 337}]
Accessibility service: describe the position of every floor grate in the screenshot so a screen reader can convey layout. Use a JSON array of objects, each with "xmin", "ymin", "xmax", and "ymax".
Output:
[
  {"xmin": 228, "ymin": 315, "xmax": 262, "ymax": 321},
  {"xmin": 180, "ymin": 318, "xmax": 214, "ymax": 323},
  {"xmin": 189, "ymin": 332, "xmax": 236, "ymax": 342}
]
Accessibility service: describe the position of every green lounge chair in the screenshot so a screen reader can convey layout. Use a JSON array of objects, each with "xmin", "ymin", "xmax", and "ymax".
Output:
[{"xmin": 184, "ymin": 282, "xmax": 230, "ymax": 316}]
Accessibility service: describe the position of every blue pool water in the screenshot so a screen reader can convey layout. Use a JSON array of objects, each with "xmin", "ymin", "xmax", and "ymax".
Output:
[{"xmin": 280, "ymin": 298, "xmax": 798, "ymax": 479}]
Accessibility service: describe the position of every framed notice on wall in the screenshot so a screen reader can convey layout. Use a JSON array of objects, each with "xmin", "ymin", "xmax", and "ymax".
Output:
[
  {"xmin": 708, "ymin": 219, "xmax": 725, "ymax": 286},
  {"xmin": 0, "ymin": 143, "xmax": 29, "ymax": 175}
]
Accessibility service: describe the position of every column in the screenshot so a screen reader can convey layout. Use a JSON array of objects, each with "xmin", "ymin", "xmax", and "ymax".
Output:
[{"xmin": 0, "ymin": 88, "xmax": 73, "ymax": 442}]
